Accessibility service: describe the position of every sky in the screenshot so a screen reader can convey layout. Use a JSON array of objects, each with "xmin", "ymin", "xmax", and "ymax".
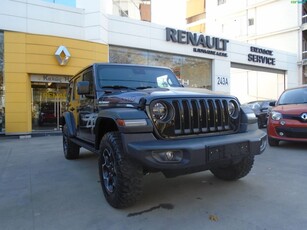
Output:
[
  {"xmin": 42, "ymin": 0, "xmax": 76, "ymax": 7},
  {"xmin": 151, "ymin": 0, "xmax": 187, "ymax": 29}
]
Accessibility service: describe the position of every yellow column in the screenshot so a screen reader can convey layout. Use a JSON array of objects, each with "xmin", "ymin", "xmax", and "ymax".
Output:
[
  {"xmin": 4, "ymin": 31, "xmax": 109, "ymax": 134},
  {"xmin": 4, "ymin": 32, "xmax": 32, "ymax": 134}
]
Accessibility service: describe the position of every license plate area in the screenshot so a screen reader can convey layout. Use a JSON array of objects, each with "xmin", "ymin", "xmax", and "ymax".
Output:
[{"xmin": 207, "ymin": 142, "xmax": 249, "ymax": 162}]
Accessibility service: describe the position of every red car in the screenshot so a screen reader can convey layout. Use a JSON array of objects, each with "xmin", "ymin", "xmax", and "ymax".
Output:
[
  {"xmin": 38, "ymin": 102, "xmax": 57, "ymax": 126},
  {"xmin": 267, "ymin": 85, "xmax": 307, "ymax": 146}
]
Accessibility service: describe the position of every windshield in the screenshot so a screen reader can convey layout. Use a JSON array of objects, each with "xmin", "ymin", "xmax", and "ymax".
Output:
[
  {"xmin": 278, "ymin": 87, "xmax": 307, "ymax": 105},
  {"xmin": 97, "ymin": 65, "xmax": 182, "ymax": 89}
]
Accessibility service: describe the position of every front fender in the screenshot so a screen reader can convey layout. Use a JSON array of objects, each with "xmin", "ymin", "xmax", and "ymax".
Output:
[
  {"xmin": 62, "ymin": 112, "xmax": 77, "ymax": 137},
  {"xmin": 239, "ymin": 105, "xmax": 258, "ymax": 132},
  {"xmin": 93, "ymin": 108, "xmax": 153, "ymax": 150},
  {"xmin": 98, "ymin": 108, "xmax": 149, "ymax": 120},
  {"xmin": 97, "ymin": 108, "xmax": 153, "ymax": 133}
]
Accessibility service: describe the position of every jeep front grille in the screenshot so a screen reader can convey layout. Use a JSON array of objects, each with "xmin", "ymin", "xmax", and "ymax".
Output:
[{"xmin": 149, "ymin": 98, "xmax": 240, "ymax": 138}]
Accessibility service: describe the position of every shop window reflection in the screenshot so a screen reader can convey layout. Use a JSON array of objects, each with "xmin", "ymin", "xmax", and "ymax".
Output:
[{"xmin": 109, "ymin": 46, "xmax": 212, "ymax": 90}]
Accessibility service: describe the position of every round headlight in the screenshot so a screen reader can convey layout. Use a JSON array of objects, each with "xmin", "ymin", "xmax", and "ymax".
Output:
[
  {"xmin": 152, "ymin": 102, "xmax": 168, "ymax": 120},
  {"xmin": 251, "ymin": 103, "xmax": 260, "ymax": 110},
  {"xmin": 271, "ymin": 111, "xmax": 282, "ymax": 121},
  {"xmin": 228, "ymin": 101, "xmax": 239, "ymax": 118}
]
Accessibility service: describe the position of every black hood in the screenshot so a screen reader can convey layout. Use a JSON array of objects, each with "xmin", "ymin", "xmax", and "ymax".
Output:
[{"xmin": 97, "ymin": 87, "xmax": 232, "ymax": 107}]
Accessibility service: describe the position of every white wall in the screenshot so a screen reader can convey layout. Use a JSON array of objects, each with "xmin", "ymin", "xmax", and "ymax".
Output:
[
  {"xmin": 0, "ymin": 0, "xmax": 299, "ymax": 93},
  {"xmin": 206, "ymin": 0, "xmax": 300, "ymax": 53},
  {"xmin": 255, "ymin": 1, "xmax": 298, "ymax": 36},
  {"xmin": 0, "ymin": 0, "xmax": 86, "ymax": 40},
  {"xmin": 108, "ymin": 15, "xmax": 298, "ymax": 92},
  {"xmin": 0, "ymin": 0, "xmax": 110, "ymax": 44},
  {"xmin": 212, "ymin": 59, "xmax": 231, "ymax": 93},
  {"xmin": 151, "ymin": 0, "xmax": 186, "ymax": 29},
  {"xmin": 205, "ymin": 0, "xmax": 301, "ymax": 89},
  {"xmin": 76, "ymin": 0, "xmax": 109, "ymax": 43}
]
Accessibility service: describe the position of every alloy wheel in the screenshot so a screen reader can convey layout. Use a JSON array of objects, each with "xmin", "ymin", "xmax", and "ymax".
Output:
[{"xmin": 101, "ymin": 148, "xmax": 117, "ymax": 194}]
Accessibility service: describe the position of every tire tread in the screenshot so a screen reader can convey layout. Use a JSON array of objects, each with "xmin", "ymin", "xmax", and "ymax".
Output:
[
  {"xmin": 99, "ymin": 132, "xmax": 143, "ymax": 208},
  {"xmin": 210, "ymin": 155, "xmax": 254, "ymax": 181}
]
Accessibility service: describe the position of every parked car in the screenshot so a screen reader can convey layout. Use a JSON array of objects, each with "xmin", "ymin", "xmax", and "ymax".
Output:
[
  {"xmin": 267, "ymin": 85, "xmax": 307, "ymax": 146},
  {"xmin": 245, "ymin": 100, "xmax": 275, "ymax": 128}
]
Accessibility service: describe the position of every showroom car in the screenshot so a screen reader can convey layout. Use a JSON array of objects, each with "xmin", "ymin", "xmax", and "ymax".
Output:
[
  {"xmin": 267, "ymin": 85, "xmax": 307, "ymax": 146},
  {"xmin": 38, "ymin": 102, "xmax": 57, "ymax": 126}
]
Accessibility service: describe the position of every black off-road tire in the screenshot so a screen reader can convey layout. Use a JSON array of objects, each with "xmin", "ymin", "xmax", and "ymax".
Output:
[
  {"xmin": 268, "ymin": 137, "xmax": 279, "ymax": 146},
  {"xmin": 62, "ymin": 125, "xmax": 80, "ymax": 160},
  {"xmin": 98, "ymin": 131, "xmax": 143, "ymax": 209},
  {"xmin": 210, "ymin": 155, "xmax": 254, "ymax": 181}
]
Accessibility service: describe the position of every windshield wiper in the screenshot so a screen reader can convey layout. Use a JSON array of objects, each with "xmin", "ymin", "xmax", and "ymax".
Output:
[
  {"xmin": 135, "ymin": 86, "xmax": 154, "ymax": 89},
  {"xmin": 102, "ymin": 85, "xmax": 136, "ymax": 90}
]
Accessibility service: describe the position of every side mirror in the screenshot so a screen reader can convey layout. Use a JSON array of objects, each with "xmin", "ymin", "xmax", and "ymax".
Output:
[{"xmin": 77, "ymin": 81, "xmax": 90, "ymax": 95}]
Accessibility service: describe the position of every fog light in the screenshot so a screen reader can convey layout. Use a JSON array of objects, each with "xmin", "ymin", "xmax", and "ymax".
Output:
[
  {"xmin": 280, "ymin": 121, "xmax": 286, "ymax": 125},
  {"xmin": 165, "ymin": 151, "xmax": 174, "ymax": 160},
  {"xmin": 152, "ymin": 150, "xmax": 183, "ymax": 163},
  {"xmin": 279, "ymin": 132, "xmax": 284, "ymax": 136}
]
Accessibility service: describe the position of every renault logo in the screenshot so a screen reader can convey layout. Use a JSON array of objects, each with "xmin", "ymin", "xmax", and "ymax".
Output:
[
  {"xmin": 55, "ymin": 46, "xmax": 71, "ymax": 66},
  {"xmin": 301, "ymin": 113, "xmax": 307, "ymax": 121}
]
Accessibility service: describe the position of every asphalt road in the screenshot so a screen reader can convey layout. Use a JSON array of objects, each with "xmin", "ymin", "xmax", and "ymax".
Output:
[{"xmin": 1, "ymin": 135, "xmax": 307, "ymax": 230}]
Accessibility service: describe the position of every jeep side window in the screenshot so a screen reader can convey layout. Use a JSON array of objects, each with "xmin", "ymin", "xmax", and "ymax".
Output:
[
  {"xmin": 83, "ymin": 70, "xmax": 94, "ymax": 97},
  {"xmin": 66, "ymin": 82, "xmax": 73, "ymax": 105},
  {"xmin": 73, "ymin": 75, "xmax": 82, "ymax": 101}
]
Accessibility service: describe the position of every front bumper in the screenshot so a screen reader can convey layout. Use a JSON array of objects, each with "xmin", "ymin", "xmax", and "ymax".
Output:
[
  {"xmin": 122, "ymin": 129, "xmax": 267, "ymax": 173},
  {"xmin": 267, "ymin": 119, "xmax": 307, "ymax": 142}
]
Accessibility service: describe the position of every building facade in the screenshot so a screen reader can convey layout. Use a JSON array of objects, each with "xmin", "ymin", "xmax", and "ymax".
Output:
[
  {"xmin": 187, "ymin": 0, "xmax": 306, "ymax": 86},
  {"xmin": 0, "ymin": 0, "xmax": 297, "ymax": 135}
]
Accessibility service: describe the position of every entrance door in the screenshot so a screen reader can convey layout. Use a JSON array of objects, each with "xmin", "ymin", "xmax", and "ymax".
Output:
[
  {"xmin": 230, "ymin": 66, "xmax": 285, "ymax": 103},
  {"xmin": 31, "ymin": 82, "xmax": 67, "ymax": 131}
]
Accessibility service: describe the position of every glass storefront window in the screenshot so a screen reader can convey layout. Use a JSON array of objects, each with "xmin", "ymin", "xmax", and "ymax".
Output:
[
  {"xmin": 109, "ymin": 46, "xmax": 212, "ymax": 89},
  {"xmin": 109, "ymin": 47, "xmax": 148, "ymax": 65},
  {"xmin": 31, "ymin": 82, "xmax": 67, "ymax": 131},
  {"xmin": 0, "ymin": 31, "xmax": 4, "ymax": 132}
]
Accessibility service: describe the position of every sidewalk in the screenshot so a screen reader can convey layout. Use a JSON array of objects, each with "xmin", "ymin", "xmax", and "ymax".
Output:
[{"xmin": 0, "ymin": 130, "xmax": 62, "ymax": 139}]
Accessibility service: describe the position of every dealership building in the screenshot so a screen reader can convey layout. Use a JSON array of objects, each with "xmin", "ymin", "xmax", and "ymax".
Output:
[{"xmin": 0, "ymin": 0, "xmax": 297, "ymax": 135}]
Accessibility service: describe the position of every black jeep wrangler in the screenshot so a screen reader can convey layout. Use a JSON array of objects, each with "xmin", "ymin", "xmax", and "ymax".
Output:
[{"xmin": 61, "ymin": 63, "xmax": 267, "ymax": 208}]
